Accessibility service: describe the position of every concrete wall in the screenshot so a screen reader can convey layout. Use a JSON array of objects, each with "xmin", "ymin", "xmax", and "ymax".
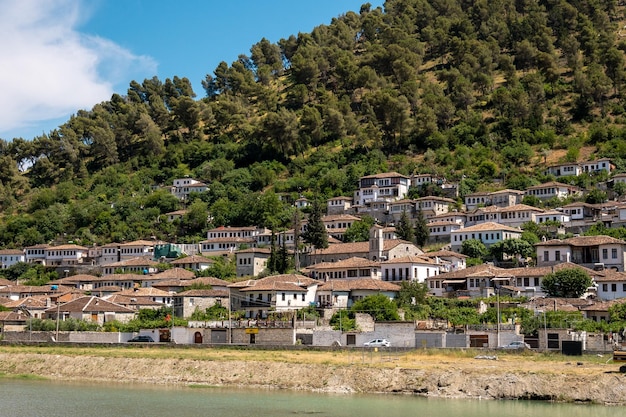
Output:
[
  {"xmin": 415, "ymin": 332, "xmax": 445, "ymax": 348},
  {"xmin": 373, "ymin": 322, "xmax": 416, "ymax": 348},
  {"xmin": 231, "ymin": 328, "xmax": 295, "ymax": 345}
]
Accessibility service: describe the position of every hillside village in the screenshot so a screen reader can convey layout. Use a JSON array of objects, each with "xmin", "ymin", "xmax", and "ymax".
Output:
[{"xmin": 2, "ymin": 157, "xmax": 626, "ymax": 352}]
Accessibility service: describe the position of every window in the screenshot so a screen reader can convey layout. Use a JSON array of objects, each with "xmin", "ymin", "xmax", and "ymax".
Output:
[
  {"xmin": 603, "ymin": 284, "xmax": 608, "ymax": 292},
  {"xmin": 612, "ymin": 248, "xmax": 618, "ymax": 259},
  {"xmin": 281, "ymin": 293, "xmax": 285, "ymax": 301},
  {"xmin": 555, "ymin": 251, "xmax": 560, "ymax": 262},
  {"xmin": 612, "ymin": 284, "xmax": 617, "ymax": 292},
  {"xmin": 544, "ymin": 251, "xmax": 549, "ymax": 262},
  {"xmin": 603, "ymin": 249, "xmax": 608, "ymax": 260}
]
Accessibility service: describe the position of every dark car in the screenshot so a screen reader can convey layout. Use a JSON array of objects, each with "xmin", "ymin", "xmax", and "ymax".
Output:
[{"xmin": 128, "ymin": 335, "xmax": 155, "ymax": 343}]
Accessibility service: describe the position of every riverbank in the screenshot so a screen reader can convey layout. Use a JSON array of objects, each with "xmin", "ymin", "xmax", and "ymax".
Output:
[{"xmin": 1, "ymin": 346, "xmax": 625, "ymax": 405}]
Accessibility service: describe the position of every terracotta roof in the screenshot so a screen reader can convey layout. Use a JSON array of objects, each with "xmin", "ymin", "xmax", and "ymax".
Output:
[
  {"xmin": 427, "ymin": 220, "xmax": 461, "ymax": 227},
  {"xmin": 151, "ymin": 268, "xmax": 196, "ymax": 280},
  {"xmin": 579, "ymin": 299, "xmax": 626, "ymax": 312},
  {"xmin": 231, "ymin": 274, "xmax": 318, "ymax": 292},
  {"xmin": 489, "ymin": 189, "xmax": 524, "ymax": 195},
  {"xmin": 116, "ymin": 287, "xmax": 171, "ymax": 297},
  {"xmin": 90, "ymin": 274, "xmax": 146, "ymax": 282},
  {"xmin": 46, "ymin": 296, "xmax": 134, "ymax": 314},
  {"xmin": 207, "ymin": 226, "xmax": 258, "ymax": 232},
  {"xmin": 175, "ymin": 289, "xmax": 229, "ymax": 297},
  {"xmin": 309, "ymin": 257, "xmax": 380, "ymax": 270},
  {"xmin": 199, "ymin": 237, "xmax": 256, "ymax": 244},
  {"xmin": 170, "ymin": 255, "xmax": 213, "ymax": 264},
  {"xmin": 452, "ymin": 222, "xmax": 521, "ymax": 233},
  {"xmin": 434, "ymin": 264, "xmax": 507, "ymax": 280},
  {"xmin": 0, "ymin": 311, "xmax": 29, "ymax": 322},
  {"xmin": 103, "ymin": 294, "xmax": 163, "ymax": 307},
  {"xmin": 152, "ymin": 277, "xmax": 230, "ymax": 289},
  {"xmin": 235, "ymin": 248, "xmax": 272, "ymax": 255},
  {"xmin": 536, "ymin": 235, "xmax": 626, "ymax": 247},
  {"xmin": 525, "ymin": 181, "xmax": 581, "ymax": 190},
  {"xmin": 423, "ymin": 250, "xmax": 468, "ymax": 259},
  {"xmin": 381, "ymin": 255, "xmax": 436, "ymax": 265},
  {"xmin": 0, "ymin": 278, "xmax": 13, "ymax": 286},
  {"xmin": 0, "ymin": 249, "xmax": 23, "ymax": 255},
  {"xmin": 506, "ymin": 262, "xmax": 602, "ymax": 278},
  {"xmin": 107, "ymin": 257, "xmax": 159, "ymax": 267},
  {"xmin": 45, "ymin": 244, "xmax": 89, "ymax": 251},
  {"xmin": 498, "ymin": 204, "xmax": 544, "ymax": 213},
  {"xmin": 594, "ymin": 269, "xmax": 626, "ymax": 282},
  {"xmin": 416, "ymin": 196, "xmax": 456, "ymax": 203},
  {"xmin": 322, "ymin": 214, "xmax": 361, "ymax": 221},
  {"xmin": 317, "ymin": 278, "xmax": 400, "ymax": 292},
  {"xmin": 3, "ymin": 296, "xmax": 49, "ymax": 309},
  {"xmin": 50, "ymin": 274, "xmax": 100, "ymax": 284},
  {"xmin": 361, "ymin": 172, "xmax": 409, "ymax": 179},
  {"xmin": 119, "ymin": 240, "xmax": 157, "ymax": 247}
]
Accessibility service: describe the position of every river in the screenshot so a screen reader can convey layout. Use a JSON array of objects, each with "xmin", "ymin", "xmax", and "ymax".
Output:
[{"xmin": 0, "ymin": 378, "xmax": 623, "ymax": 417}]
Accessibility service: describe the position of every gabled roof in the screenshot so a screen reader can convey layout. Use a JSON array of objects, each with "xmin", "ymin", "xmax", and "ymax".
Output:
[
  {"xmin": 433, "ymin": 264, "xmax": 507, "ymax": 280},
  {"xmin": 150, "ymin": 268, "xmax": 196, "ymax": 280},
  {"xmin": 536, "ymin": 235, "xmax": 626, "ymax": 247},
  {"xmin": 422, "ymin": 250, "xmax": 468, "ymax": 259},
  {"xmin": 452, "ymin": 222, "xmax": 521, "ymax": 233},
  {"xmin": 308, "ymin": 257, "xmax": 380, "ymax": 270},
  {"xmin": 46, "ymin": 296, "xmax": 134, "ymax": 313},
  {"xmin": 506, "ymin": 262, "xmax": 602, "ymax": 278},
  {"xmin": 230, "ymin": 274, "xmax": 318, "ymax": 292},
  {"xmin": 594, "ymin": 269, "xmax": 626, "ymax": 282},
  {"xmin": 170, "ymin": 255, "xmax": 213, "ymax": 265},
  {"xmin": 103, "ymin": 294, "xmax": 163, "ymax": 307},
  {"xmin": 106, "ymin": 256, "xmax": 159, "ymax": 267},
  {"xmin": 174, "ymin": 289, "xmax": 229, "ymax": 297},
  {"xmin": 381, "ymin": 255, "xmax": 436, "ymax": 265},
  {"xmin": 45, "ymin": 244, "xmax": 89, "ymax": 251},
  {"xmin": 361, "ymin": 172, "xmax": 409, "ymax": 180},
  {"xmin": 317, "ymin": 278, "xmax": 400, "ymax": 292}
]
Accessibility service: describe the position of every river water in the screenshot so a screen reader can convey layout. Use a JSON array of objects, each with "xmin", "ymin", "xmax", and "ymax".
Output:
[{"xmin": 1, "ymin": 378, "xmax": 622, "ymax": 417}]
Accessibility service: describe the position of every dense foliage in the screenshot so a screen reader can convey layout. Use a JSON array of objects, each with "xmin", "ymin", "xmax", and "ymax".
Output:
[
  {"xmin": 541, "ymin": 268, "xmax": 594, "ymax": 297},
  {"xmin": 1, "ymin": 1, "xmax": 626, "ymax": 247}
]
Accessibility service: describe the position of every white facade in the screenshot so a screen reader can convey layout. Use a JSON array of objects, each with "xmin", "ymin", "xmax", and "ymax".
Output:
[
  {"xmin": 381, "ymin": 256, "xmax": 439, "ymax": 283},
  {"xmin": 44, "ymin": 244, "xmax": 88, "ymax": 266},
  {"xmin": 450, "ymin": 222, "xmax": 522, "ymax": 252},
  {"xmin": 0, "ymin": 250, "xmax": 25, "ymax": 269},
  {"xmin": 524, "ymin": 182, "xmax": 581, "ymax": 200},
  {"xmin": 171, "ymin": 178, "xmax": 208, "ymax": 200},
  {"xmin": 354, "ymin": 172, "xmax": 410, "ymax": 206}
]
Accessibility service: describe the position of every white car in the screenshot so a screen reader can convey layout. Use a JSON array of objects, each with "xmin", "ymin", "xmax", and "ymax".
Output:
[
  {"xmin": 364, "ymin": 338, "xmax": 391, "ymax": 348},
  {"xmin": 499, "ymin": 341, "xmax": 531, "ymax": 350}
]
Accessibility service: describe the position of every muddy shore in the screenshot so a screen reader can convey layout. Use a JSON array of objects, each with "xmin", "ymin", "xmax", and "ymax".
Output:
[{"xmin": 1, "ymin": 349, "xmax": 625, "ymax": 405}]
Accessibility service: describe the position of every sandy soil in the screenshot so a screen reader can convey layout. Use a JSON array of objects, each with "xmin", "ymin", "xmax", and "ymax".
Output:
[{"xmin": 1, "ymin": 347, "xmax": 625, "ymax": 405}]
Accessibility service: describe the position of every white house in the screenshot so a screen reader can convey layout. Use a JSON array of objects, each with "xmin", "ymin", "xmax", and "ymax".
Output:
[
  {"xmin": 306, "ymin": 257, "xmax": 381, "ymax": 281},
  {"xmin": 417, "ymin": 196, "xmax": 455, "ymax": 219},
  {"xmin": 535, "ymin": 235, "xmax": 626, "ymax": 271},
  {"xmin": 229, "ymin": 274, "xmax": 318, "ymax": 318},
  {"xmin": 235, "ymin": 248, "xmax": 272, "ymax": 277},
  {"xmin": 171, "ymin": 178, "xmax": 208, "ymax": 200},
  {"xmin": 544, "ymin": 162, "xmax": 582, "ymax": 177},
  {"xmin": 524, "ymin": 181, "xmax": 582, "ymax": 201},
  {"xmin": 44, "ymin": 244, "xmax": 89, "ymax": 266},
  {"xmin": 427, "ymin": 221, "xmax": 463, "ymax": 243},
  {"xmin": 24, "ymin": 244, "xmax": 49, "ymax": 265},
  {"xmin": 315, "ymin": 278, "xmax": 400, "ymax": 309},
  {"xmin": 450, "ymin": 222, "xmax": 522, "ymax": 252},
  {"xmin": 0, "ymin": 249, "xmax": 25, "ymax": 269},
  {"xmin": 380, "ymin": 255, "xmax": 439, "ymax": 283},
  {"xmin": 327, "ymin": 196, "xmax": 352, "ymax": 215},
  {"xmin": 595, "ymin": 269, "xmax": 626, "ymax": 301},
  {"xmin": 497, "ymin": 204, "xmax": 544, "ymax": 228},
  {"xmin": 535, "ymin": 210, "xmax": 571, "ymax": 224},
  {"xmin": 354, "ymin": 172, "xmax": 410, "ymax": 206}
]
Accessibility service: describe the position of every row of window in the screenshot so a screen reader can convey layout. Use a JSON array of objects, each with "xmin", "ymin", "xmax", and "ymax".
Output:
[
  {"xmin": 453, "ymin": 232, "xmax": 503, "ymax": 242},
  {"xmin": 602, "ymin": 283, "xmax": 626, "ymax": 292}
]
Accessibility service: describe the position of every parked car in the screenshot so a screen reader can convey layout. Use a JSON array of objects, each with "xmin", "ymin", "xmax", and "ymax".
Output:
[
  {"xmin": 499, "ymin": 341, "xmax": 530, "ymax": 350},
  {"xmin": 128, "ymin": 335, "xmax": 155, "ymax": 343},
  {"xmin": 363, "ymin": 338, "xmax": 391, "ymax": 348}
]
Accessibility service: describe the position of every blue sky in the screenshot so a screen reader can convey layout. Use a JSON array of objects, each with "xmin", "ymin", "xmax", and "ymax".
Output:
[{"xmin": 0, "ymin": 0, "xmax": 384, "ymax": 141}]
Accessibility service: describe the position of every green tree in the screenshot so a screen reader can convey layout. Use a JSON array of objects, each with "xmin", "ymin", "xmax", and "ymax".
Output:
[
  {"xmin": 351, "ymin": 294, "xmax": 400, "ymax": 321},
  {"xmin": 302, "ymin": 198, "xmax": 328, "ymax": 251},
  {"xmin": 395, "ymin": 210, "xmax": 414, "ymax": 242},
  {"xmin": 489, "ymin": 238, "xmax": 534, "ymax": 263},
  {"xmin": 461, "ymin": 239, "xmax": 487, "ymax": 259},
  {"xmin": 541, "ymin": 268, "xmax": 593, "ymax": 298},
  {"xmin": 413, "ymin": 209, "xmax": 429, "ymax": 247},
  {"xmin": 395, "ymin": 281, "xmax": 428, "ymax": 308},
  {"xmin": 344, "ymin": 215, "xmax": 375, "ymax": 242}
]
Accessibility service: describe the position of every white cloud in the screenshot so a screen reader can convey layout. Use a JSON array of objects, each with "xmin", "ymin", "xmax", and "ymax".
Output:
[{"xmin": 0, "ymin": 0, "xmax": 157, "ymax": 136}]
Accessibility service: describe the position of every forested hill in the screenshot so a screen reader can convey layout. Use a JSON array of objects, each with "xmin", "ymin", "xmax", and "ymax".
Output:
[{"xmin": 2, "ymin": 0, "xmax": 626, "ymax": 247}]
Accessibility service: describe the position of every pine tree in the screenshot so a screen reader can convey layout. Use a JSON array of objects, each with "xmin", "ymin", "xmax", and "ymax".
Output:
[
  {"xmin": 414, "ymin": 209, "xmax": 429, "ymax": 247},
  {"xmin": 302, "ymin": 197, "xmax": 328, "ymax": 250},
  {"xmin": 396, "ymin": 210, "xmax": 415, "ymax": 242}
]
